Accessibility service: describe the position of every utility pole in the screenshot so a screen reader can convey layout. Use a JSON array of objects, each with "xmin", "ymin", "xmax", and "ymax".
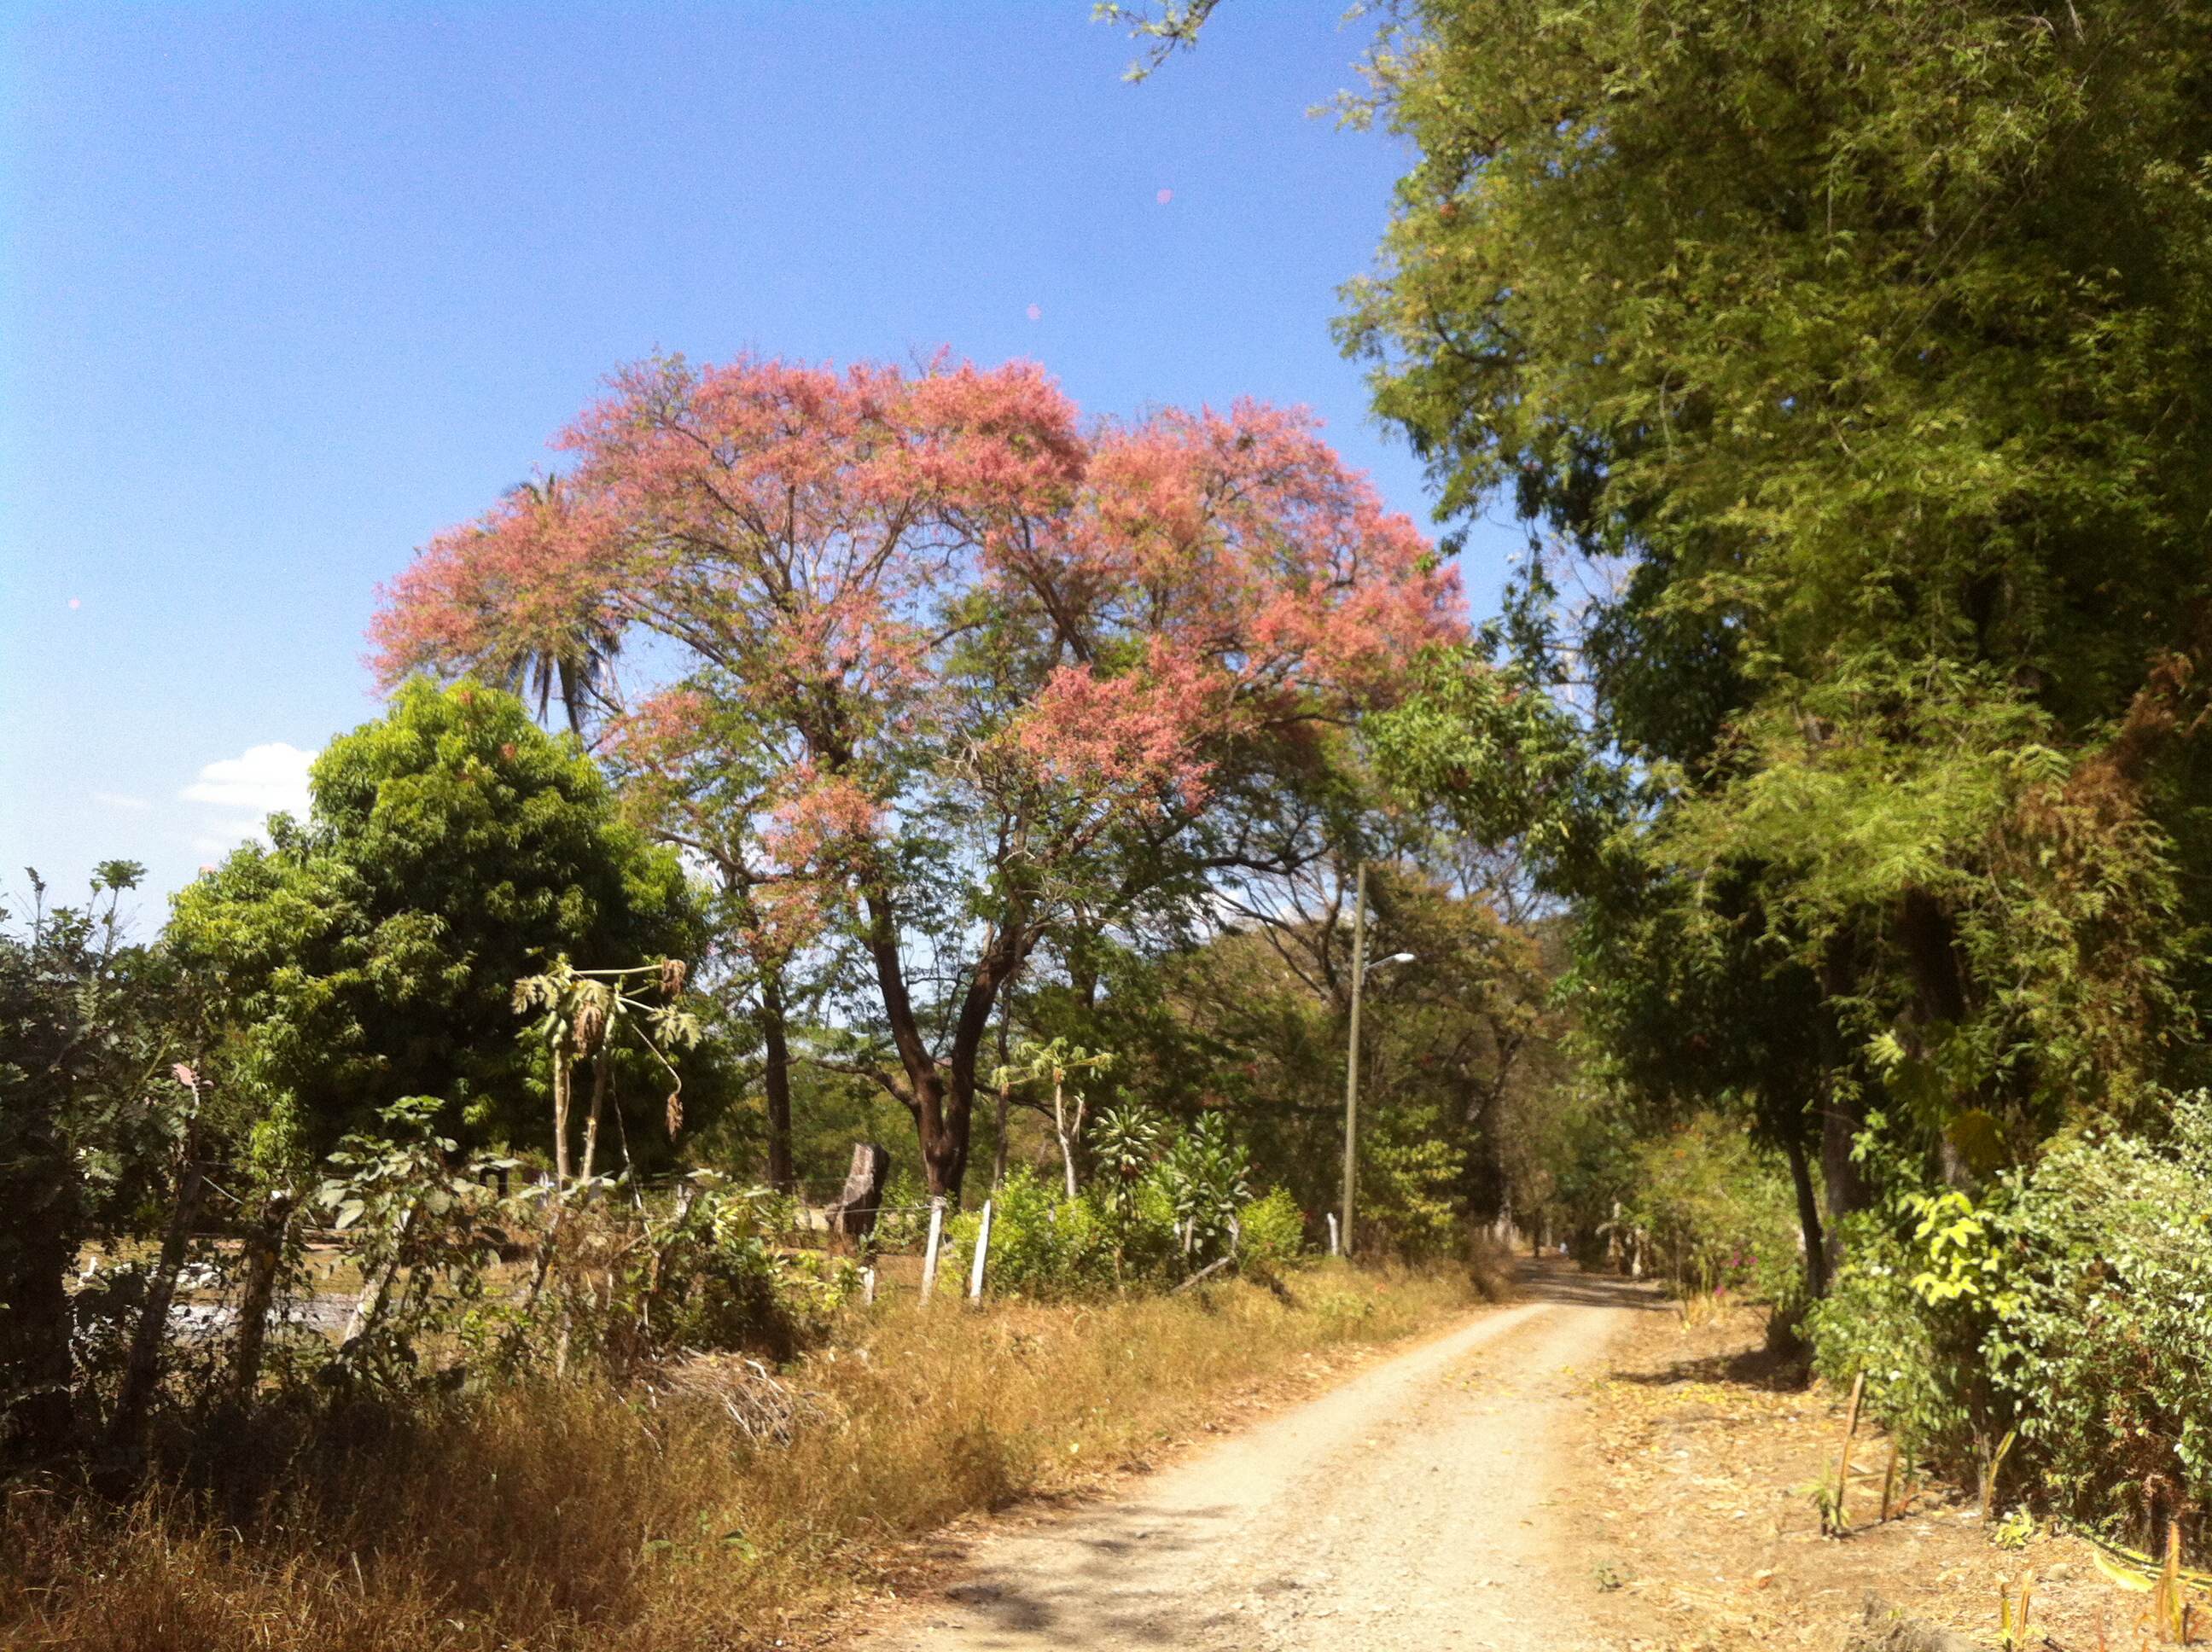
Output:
[
  {"xmin": 1339, "ymin": 864, "xmax": 1415, "ymax": 1264},
  {"xmin": 1342, "ymin": 860, "xmax": 1367, "ymax": 1259}
]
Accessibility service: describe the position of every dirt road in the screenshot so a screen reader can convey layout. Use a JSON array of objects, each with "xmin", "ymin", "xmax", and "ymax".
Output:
[{"xmin": 857, "ymin": 1264, "xmax": 1658, "ymax": 1652}]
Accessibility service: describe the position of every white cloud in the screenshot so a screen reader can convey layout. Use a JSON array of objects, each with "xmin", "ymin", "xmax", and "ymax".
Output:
[
  {"xmin": 181, "ymin": 743, "xmax": 316, "ymax": 817},
  {"xmin": 93, "ymin": 790, "xmax": 152, "ymax": 811}
]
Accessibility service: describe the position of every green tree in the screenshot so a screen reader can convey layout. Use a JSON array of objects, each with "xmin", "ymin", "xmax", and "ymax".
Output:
[
  {"xmin": 1348, "ymin": 0, "xmax": 2212, "ymax": 1250},
  {"xmin": 0, "ymin": 862, "xmax": 180, "ymax": 1460},
  {"xmin": 168, "ymin": 678, "xmax": 703, "ymax": 1166}
]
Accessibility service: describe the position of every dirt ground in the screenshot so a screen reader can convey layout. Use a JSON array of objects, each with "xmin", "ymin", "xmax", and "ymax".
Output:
[
  {"xmin": 848, "ymin": 1262, "xmax": 1655, "ymax": 1651},
  {"xmin": 838, "ymin": 1265, "xmax": 2206, "ymax": 1652},
  {"xmin": 1573, "ymin": 1293, "xmax": 2200, "ymax": 1652}
]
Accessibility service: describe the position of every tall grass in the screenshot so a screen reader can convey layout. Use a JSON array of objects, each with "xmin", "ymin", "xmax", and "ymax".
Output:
[{"xmin": 2, "ymin": 1263, "xmax": 1484, "ymax": 1651}]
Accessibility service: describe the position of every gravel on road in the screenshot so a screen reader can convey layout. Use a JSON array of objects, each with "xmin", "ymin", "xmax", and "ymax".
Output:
[{"xmin": 857, "ymin": 1263, "xmax": 1660, "ymax": 1652}]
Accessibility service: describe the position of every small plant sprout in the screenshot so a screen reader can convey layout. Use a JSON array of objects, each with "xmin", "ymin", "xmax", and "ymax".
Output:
[{"xmin": 1995, "ymin": 1568, "xmax": 2034, "ymax": 1651}]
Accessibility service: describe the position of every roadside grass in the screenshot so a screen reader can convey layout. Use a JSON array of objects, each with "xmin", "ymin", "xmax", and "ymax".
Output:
[{"xmin": 2, "ymin": 1261, "xmax": 1489, "ymax": 1652}]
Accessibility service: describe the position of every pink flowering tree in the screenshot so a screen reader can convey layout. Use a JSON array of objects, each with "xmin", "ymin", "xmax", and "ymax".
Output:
[{"xmin": 375, "ymin": 353, "xmax": 1461, "ymax": 1197}]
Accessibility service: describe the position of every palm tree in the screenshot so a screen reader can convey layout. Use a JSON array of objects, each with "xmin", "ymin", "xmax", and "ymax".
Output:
[{"xmin": 496, "ymin": 477, "xmax": 623, "ymax": 741}]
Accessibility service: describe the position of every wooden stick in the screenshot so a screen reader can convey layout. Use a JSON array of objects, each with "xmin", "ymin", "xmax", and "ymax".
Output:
[
  {"xmin": 1831, "ymin": 1372, "xmax": 1866, "ymax": 1534},
  {"xmin": 2159, "ymin": 1518, "xmax": 2183, "ymax": 1643},
  {"xmin": 1172, "ymin": 1254, "xmax": 1236, "ymax": 1294}
]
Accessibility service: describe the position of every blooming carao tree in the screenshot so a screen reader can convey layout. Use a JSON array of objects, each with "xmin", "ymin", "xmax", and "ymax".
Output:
[{"xmin": 374, "ymin": 352, "xmax": 1462, "ymax": 1198}]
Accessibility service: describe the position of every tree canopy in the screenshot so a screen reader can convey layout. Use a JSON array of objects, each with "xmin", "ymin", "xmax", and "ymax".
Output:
[
  {"xmin": 374, "ymin": 352, "xmax": 1464, "ymax": 1195},
  {"xmin": 1348, "ymin": 0, "xmax": 2212, "ymax": 1259},
  {"xmin": 169, "ymin": 678, "xmax": 702, "ymax": 1165}
]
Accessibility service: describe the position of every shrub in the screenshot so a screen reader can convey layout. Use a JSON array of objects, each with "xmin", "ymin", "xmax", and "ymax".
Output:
[
  {"xmin": 509, "ymin": 1174, "xmax": 856, "ymax": 1370},
  {"xmin": 1810, "ymin": 1094, "xmax": 2212, "ymax": 1543},
  {"xmin": 1807, "ymin": 1212, "xmax": 1997, "ymax": 1475},
  {"xmin": 946, "ymin": 1170, "xmax": 1119, "ymax": 1300},
  {"xmin": 1989, "ymin": 1096, "xmax": 2212, "ymax": 1541},
  {"xmin": 1359, "ymin": 1101, "xmax": 1466, "ymax": 1260},
  {"xmin": 1631, "ymin": 1112, "xmax": 1806, "ymax": 1321},
  {"xmin": 870, "ymin": 1168, "xmax": 934, "ymax": 1253},
  {"xmin": 1236, "ymin": 1188, "xmax": 1307, "ymax": 1272},
  {"xmin": 1155, "ymin": 1114, "xmax": 1250, "ymax": 1259}
]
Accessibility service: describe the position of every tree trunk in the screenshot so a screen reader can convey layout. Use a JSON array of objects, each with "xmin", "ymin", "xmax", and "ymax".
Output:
[
  {"xmin": 725, "ymin": 869, "xmax": 798, "ymax": 1192},
  {"xmin": 1897, "ymin": 886, "xmax": 1980, "ymax": 1186},
  {"xmin": 578, "ymin": 1052, "xmax": 611, "ymax": 1186},
  {"xmin": 103, "ymin": 1144, "xmax": 206, "ymax": 1466},
  {"xmin": 1897, "ymin": 887, "xmax": 1970, "ymax": 1025},
  {"xmin": 229, "ymin": 1189, "xmax": 295, "ymax": 1406},
  {"xmin": 1816, "ymin": 939, "xmax": 1871, "ymax": 1276},
  {"xmin": 551, "ymin": 1053, "xmax": 573, "ymax": 1187},
  {"xmin": 1781, "ymin": 1120, "xmax": 1828, "ymax": 1300},
  {"xmin": 860, "ymin": 883, "xmax": 1033, "ymax": 1205},
  {"xmin": 991, "ymin": 973, "xmax": 1016, "ymax": 1190},
  {"xmin": 760, "ymin": 969, "xmax": 796, "ymax": 1193},
  {"xmin": 1054, "ymin": 1077, "xmax": 1083, "ymax": 1200},
  {"xmin": 824, "ymin": 1143, "xmax": 891, "ymax": 1244},
  {"xmin": 916, "ymin": 1100, "xmax": 971, "ymax": 1203}
]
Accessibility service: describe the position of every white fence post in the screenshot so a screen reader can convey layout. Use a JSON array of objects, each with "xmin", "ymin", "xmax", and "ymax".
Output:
[
  {"xmin": 1326, "ymin": 1213, "xmax": 1340, "ymax": 1257},
  {"xmin": 919, "ymin": 1196, "xmax": 946, "ymax": 1302},
  {"xmin": 967, "ymin": 1199, "xmax": 994, "ymax": 1303},
  {"xmin": 861, "ymin": 1265, "xmax": 877, "ymax": 1306}
]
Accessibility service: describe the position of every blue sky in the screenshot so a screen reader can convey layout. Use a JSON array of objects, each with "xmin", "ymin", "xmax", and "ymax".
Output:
[{"xmin": 1, "ymin": 2, "xmax": 1518, "ymax": 921}]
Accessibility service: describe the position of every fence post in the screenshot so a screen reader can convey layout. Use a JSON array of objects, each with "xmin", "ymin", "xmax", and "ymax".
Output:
[
  {"xmin": 230, "ymin": 1186, "xmax": 295, "ymax": 1405},
  {"xmin": 967, "ymin": 1200, "xmax": 994, "ymax": 1303},
  {"xmin": 861, "ymin": 1265, "xmax": 877, "ymax": 1306},
  {"xmin": 919, "ymin": 1196, "xmax": 946, "ymax": 1302},
  {"xmin": 1326, "ymin": 1213, "xmax": 1340, "ymax": 1257}
]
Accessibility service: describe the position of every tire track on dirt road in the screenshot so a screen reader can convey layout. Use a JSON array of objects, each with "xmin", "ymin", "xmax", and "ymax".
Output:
[{"xmin": 854, "ymin": 1263, "xmax": 1661, "ymax": 1652}]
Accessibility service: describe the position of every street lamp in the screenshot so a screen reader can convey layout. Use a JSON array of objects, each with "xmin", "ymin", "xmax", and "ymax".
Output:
[{"xmin": 1340, "ymin": 857, "xmax": 1413, "ymax": 1259}]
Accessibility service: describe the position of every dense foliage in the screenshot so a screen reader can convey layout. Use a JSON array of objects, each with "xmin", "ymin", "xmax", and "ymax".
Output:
[
  {"xmin": 169, "ymin": 678, "xmax": 703, "ymax": 1167},
  {"xmin": 1261, "ymin": 0, "xmax": 2212, "ymax": 1547},
  {"xmin": 0, "ymin": 864, "xmax": 183, "ymax": 1460},
  {"xmin": 1808, "ymin": 1098, "xmax": 2212, "ymax": 1543}
]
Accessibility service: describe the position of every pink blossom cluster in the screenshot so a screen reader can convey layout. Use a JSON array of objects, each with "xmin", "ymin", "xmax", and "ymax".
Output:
[{"xmin": 371, "ymin": 352, "xmax": 1464, "ymax": 888}]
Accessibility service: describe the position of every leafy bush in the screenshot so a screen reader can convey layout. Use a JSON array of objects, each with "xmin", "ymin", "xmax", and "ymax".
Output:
[
  {"xmin": 1631, "ymin": 1112, "xmax": 1806, "ymax": 1319},
  {"xmin": 1236, "ymin": 1188, "xmax": 1307, "ymax": 1271},
  {"xmin": 316, "ymin": 1097, "xmax": 511, "ymax": 1390},
  {"xmin": 946, "ymin": 1170, "xmax": 1119, "ymax": 1300},
  {"xmin": 1989, "ymin": 1097, "xmax": 2212, "ymax": 1539},
  {"xmin": 1360, "ymin": 1101, "xmax": 1467, "ymax": 1260},
  {"xmin": 871, "ymin": 1167, "xmax": 934, "ymax": 1253},
  {"xmin": 1810, "ymin": 1095, "xmax": 2212, "ymax": 1541},
  {"xmin": 1807, "ymin": 1212, "xmax": 1997, "ymax": 1472},
  {"xmin": 946, "ymin": 1126, "xmax": 1295, "ymax": 1300},
  {"xmin": 1155, "ymin": 1114, "xmax": 1250, "ymax": 1258},
  {"xmin": 1089, "ymin": 1103, "xmax": 1167, "ymax": 1222},
  {"xmin": 506, "ymin": 1172, "xmax": 855, "ymax": 1370}
]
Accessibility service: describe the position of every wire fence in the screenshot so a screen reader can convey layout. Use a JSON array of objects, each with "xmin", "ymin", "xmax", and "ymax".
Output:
[{"xmin": 154, "ymin": 1155, "xmax": 992, "ymax": 1306}]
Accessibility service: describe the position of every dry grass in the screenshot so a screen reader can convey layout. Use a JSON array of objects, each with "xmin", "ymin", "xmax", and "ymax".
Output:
[{"xmin": 0, "ymin": 1261, "xmax": 1481, "ymax": 1652}]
